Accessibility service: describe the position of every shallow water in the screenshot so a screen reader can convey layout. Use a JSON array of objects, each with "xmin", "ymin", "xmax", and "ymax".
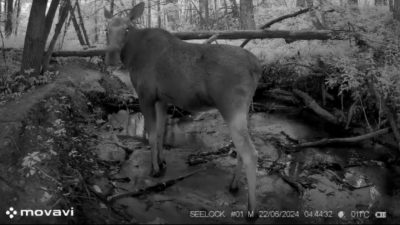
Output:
[{"xmin": 96, "ymin": 110, "xmax": 400, "ymax": 224}]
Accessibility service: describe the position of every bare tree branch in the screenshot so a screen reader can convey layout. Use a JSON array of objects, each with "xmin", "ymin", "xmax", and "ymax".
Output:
[
  {"xmin": 294, "ymin": 128, "xmax": 390, "ymax": 148},
  {"xmin": 293, "ymin": 89, "xmax": 339, "ymax": 124}
]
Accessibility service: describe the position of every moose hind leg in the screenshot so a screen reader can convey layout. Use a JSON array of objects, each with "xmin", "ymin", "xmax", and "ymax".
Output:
[
  {"xmin": 229, "ymin": 155, "xmax": 242, "ymax": 193},
  {"xmin": 155, "ymin": 101, "xmax": 167, "ymax": 172},
  {"xmin": 227, "ymin": 112, "xmax": 257, "ymax": 214},
  {"xmin": 139, "ymin": 99, "xmax": 161, "ymax": 177}
]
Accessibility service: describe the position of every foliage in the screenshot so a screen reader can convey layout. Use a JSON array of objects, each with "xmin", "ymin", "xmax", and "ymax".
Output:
[
  {"xmin": 1, "ymin": 1, "xmax": 399, "ymax": 132},
  {"xmin": 316, "ymin": 6, "xmax": 400, "ymax": 130},
  {"xmin": 0, "ymin": 67, "xmax": 58, "ymax": 105},
  {"xmin": 247, "ymin": 2, "xmax": 399, "ymax": 131}
]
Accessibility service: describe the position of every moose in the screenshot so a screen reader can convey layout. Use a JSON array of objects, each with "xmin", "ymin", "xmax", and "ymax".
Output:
[{"xmin": 104, "ymin": 2, "xmax": 262, "ymax": 218}]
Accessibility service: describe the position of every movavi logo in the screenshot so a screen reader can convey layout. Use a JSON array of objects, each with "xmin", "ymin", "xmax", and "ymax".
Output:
[{"xmin": 5, "ymin": 206, "xmax": 74, "ymax": 219}]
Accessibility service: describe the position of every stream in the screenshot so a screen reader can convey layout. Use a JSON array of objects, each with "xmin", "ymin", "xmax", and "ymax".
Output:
[{"xmin": 93, "ymin": 107, "xmax": 399, "ymax": 224}]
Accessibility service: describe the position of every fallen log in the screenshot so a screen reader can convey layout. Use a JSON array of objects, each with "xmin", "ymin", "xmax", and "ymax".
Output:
[
  {"xmin": 51, "ymin": 49, "xmax": 105, "ymax": 57},
  {"xmin": 294, "ymin": 128, "xmax": 390, "ymax": 148},
  {"xmin": 240, "ymin": 7, "xmax": 313, "ymax": 48},
  {"xmin": 267, "ymin": 88, "xmax": 300, "ymax": 105},
  {"xmin": 293, "ymin": 89, "xmax": 339, "ymax": 125},
  {"xmin": 173, "ymin": 29, "xmax": 349, "ymax": 41},
  {"xmin": 51, "ymin": 29, "xmax": 351, "ymax": 57}
]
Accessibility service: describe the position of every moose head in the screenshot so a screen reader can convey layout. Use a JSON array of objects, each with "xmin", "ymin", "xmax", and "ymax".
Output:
[{"xmin": 104, "ymin": 2, "xmax": 145, "ymax": 66}]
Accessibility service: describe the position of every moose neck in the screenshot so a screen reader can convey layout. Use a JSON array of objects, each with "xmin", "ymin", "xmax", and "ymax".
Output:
[{"xmin": 120, "ymin": 28, "xmax": 179, "ymax": 72}]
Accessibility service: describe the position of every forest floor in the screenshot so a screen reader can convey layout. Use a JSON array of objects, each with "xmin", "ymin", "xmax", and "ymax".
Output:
[{"xmin": 0, "ymin": 61, "xmax": 399, "ymax": 224}]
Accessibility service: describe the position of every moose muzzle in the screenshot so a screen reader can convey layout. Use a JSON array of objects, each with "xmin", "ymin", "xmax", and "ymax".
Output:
[{"xmin": 105, "ymin": 45, "xmax": 122, "ymax": 66}]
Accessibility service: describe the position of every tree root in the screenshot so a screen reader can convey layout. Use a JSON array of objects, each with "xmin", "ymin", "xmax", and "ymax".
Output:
[{"xmin": 107, "ymin": 168, "xmax": 205, "ymax": 202}]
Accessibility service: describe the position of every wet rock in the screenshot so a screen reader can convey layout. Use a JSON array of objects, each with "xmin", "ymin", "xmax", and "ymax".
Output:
[
  {"xmin": 89, "ymin": 177, "xmax": 113, "ymax": 197},
  {"xmin": 147, "ymin": 217, "xmax": 165, "ymax": 224},
  {"xmin": 119, "ymin": 150, "xmax": 152, "ymax": 185},
  {"xmin": 107, "ymin": 111, "xmax": 145, "ymax": 138},
  {"xmin": 96, "ymin": 143, "xmax": 126, "ymax": 162},
  {"xmin": 343, "ymin": 168, "xmax": 373, "ymax": 189},
  {"xmin": 126, "ymin": 113, "xmax": 145, "ymax": 137},
  {"xmin": 108, "ymin": 110, "xmax": 129, "ymax": 131}
]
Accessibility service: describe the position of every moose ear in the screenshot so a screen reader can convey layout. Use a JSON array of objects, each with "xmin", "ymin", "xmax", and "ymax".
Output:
[
  {"xmin": 129, "ymin": 2, "xmax": 145, "ymax": 21},
  {"xmin": 104, "ymin": 7, "xmax": 113, "ymax": 19}
]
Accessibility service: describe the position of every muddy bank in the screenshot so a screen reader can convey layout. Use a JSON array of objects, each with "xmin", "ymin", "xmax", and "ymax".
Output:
[
  {"xmin": 0, "ymin": 62, "xmax": 399, "ymax": 224},
  {"xmin": 0, "ymin": 62, "xmax": 126, "ymax": 223}
]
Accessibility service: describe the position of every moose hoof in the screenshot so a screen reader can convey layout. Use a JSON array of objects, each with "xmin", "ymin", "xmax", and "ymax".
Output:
[
  {"xmin": 150, "ymin": 167, "xmax": 162, "ymax": 177},
  {"xmin": 159, "ymin": 160, "xmax": 167, "ymax": 171},
  {"xmin": 150, "ymin": 161, "xmax": 167, "ymax": 178}
]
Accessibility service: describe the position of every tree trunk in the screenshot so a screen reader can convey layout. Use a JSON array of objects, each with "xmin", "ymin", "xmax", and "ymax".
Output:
[
  {"xmin": 223, "ymin": 0, "xmax": 228, "ymax": 15},
  {"xmin": 44, "ymin": 0, "xmax": 60, "ymax": 43},
  {"xmin": 110, "ymin": 0, "xmax": 114, "ymax": 15},
  {"xmin": 394, "ymin": 0, "xmax": 400, "ymax": 20},
  {"xmin": 157, "ymin": 0, "xmax": 161, "ymax": 28},
  {"xmin": 229, "ymin": 0, "xmax": 239, "ymax": 17},
  {"xmin": 69, "ymin": 0, "xmax": 86, "ymax": 46},
  {"xmin": 166, "ymin": 0, "xmax": 178, "ymax": 30},
  {"xmin": 14, "ymin": 0, "xmax": 21, "ymax": 35},
  {"xmin": 389, "ymin": 0, "xmax": 394, "ymax": 11},
  {"xmin": 189, "ymin": 2, "xmax": 193, "ymax": 24},
  {"xmin": 20, "ymin": 0, "xmax": 48, "ymax": 75},
  {"xmin": 147, "ymin": 0, "xmax": 151, "ymax": 27},
  {"xmin": 239, "ymin": 0, "xmax": 255, "ymax": 29},
  {"xmin": 199, "ymin": 0, "xmax": 209, "ymax": 28},
  {"xmin": 43, "ymin": 0, "xmax": 70, "ymax": 71},
  {"xmin": 94, "ymin": 0, "xmax": 98, "ymax": 42},
  {"xmin": 60, "ymin": 5, "xmax": 73, "ymax": 49},
  {"xmin": 75, "ymin": 0, "xmax": 90, "ymax": 46},
  {"xmin": 205, "ymin": 0, "xmax": 209, "ymax": 24},
  {"xmin": 214, "ymin": 0, "xmax": 217, "ymax": 20},
  {"xmin": 348, "ymin": 0, "xmax": 358, "ymax": 5},
  {"xmin": 5, "ymin": 0, "xmax": 13, "ymax": 37}
]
